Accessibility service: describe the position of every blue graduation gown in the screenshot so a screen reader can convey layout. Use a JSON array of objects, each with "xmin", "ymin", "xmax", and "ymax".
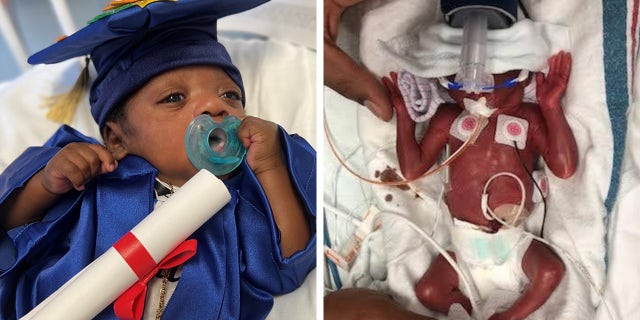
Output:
[{"xmin": 0, "ymin": 125, "xmax": 316, "ymax": 319}]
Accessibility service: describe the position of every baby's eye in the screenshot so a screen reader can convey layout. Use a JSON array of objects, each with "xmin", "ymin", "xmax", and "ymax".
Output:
[
  {"xmin": 221, "ymin": 91, "xmax": 241, "ymax": 101},
  {"xmin": 160, "ymin": 93, "xmax": 184, "ymax": 104}
]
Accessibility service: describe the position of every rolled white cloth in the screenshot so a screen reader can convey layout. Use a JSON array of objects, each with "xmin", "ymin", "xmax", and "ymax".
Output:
[
  {"xmin": 21, "ymin": 169, "xmax": 231, "ymax": 320},
  {"xmin": 379, "ymin": 19, "xmax": 571, "ymax": 78}
]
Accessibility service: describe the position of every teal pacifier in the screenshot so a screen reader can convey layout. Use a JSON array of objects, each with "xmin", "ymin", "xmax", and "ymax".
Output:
[{"xmin": 185, "ymin": 115, "xmax": 246, "ymax": 175}]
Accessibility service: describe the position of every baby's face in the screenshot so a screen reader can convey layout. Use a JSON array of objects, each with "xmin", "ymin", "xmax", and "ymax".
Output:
[{"xmin": 119, "ymin": 65, "xmax": 245, "ymax": 186}]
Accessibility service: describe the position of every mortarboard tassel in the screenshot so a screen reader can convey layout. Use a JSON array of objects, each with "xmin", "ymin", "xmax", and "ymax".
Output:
[{"xmin": 45, "ymin": 56, "xmax": 91, "ymax": 124}]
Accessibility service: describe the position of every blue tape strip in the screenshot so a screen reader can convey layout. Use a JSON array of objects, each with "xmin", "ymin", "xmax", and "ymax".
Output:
[{"xmin": 602, "ymin": 0, "xmax": 629, "ymax": 213}]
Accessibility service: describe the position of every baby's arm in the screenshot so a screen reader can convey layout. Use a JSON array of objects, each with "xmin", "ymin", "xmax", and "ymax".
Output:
[
  {"xmin": 535, "ymin": 51, "xmax": 578, "ymax": 178},
  {"xmin": 382, "ymin": 73, "xmax": 452, "ymax": 180},
  {"xmin": 0, "ymin": 143, "xmax": 118, "ymax": 229},
  {"xmin": 237, "ymin": 117, "xmax": 310, "ymax": 258}
]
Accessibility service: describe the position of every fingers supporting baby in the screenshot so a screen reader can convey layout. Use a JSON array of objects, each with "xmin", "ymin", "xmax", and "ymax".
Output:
[
  {"xmin": 381, "ymin": 72, "xmax": 409, "ymax": 117},
  {"xmin": 325, "ymin": 42, "xmax": 394, "ymax": 121},
  {"xmin": 41, "ymin": 143, "xmax": 118, "ymax": 194},
  {"xmin": 237, "ymin": 116, "xmax": 284, "ymax": 176},
  {"xmin": 324, "ymin": 0, "xmax": 393, "ymax": 121},
  {"xmin": 325, "ymin": 288, "xmax": 436, "ymax": 320}
]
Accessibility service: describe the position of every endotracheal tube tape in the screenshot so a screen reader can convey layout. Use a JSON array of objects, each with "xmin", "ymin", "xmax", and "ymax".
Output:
[{"xmin": 185, "ymin": 115, "xmax": 246, "ymax": 176}]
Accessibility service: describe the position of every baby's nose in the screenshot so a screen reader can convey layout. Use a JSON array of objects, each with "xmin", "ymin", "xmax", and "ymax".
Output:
[
  {"xmin": 192, "ymin": 99, "xmax": 229, "ymax": 120},
  {"xmin": 208, "ymin": 108, "xmax": 229, "ymax": 120}
]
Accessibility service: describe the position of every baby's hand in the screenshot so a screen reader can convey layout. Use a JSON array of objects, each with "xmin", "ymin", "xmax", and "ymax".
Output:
[
  {"xmin": 237, "ymin": 116, "xmax": 283, "ymax": 175},
  {"xmin": 41, "ymin": 142, "xmax": 118, "ymax": 194},
  {"xmin": 536, "ymin": 51, "xmax": 572, "ymax": 110}
]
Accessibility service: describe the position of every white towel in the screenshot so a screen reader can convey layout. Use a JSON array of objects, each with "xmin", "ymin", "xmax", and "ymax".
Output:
[{"xmin": 379, "ymin": 19, "xmax": 571, "ymax": 78}]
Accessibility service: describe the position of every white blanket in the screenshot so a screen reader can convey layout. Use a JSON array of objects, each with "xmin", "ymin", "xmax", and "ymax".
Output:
[
  {"xmin": 379, "ymin": 19, "xmax": 570, "ymax": 77},
  {"xmin": 325, "ymin": 0, "xmax": 611, "ymax": 319},
  {"xmin": 601, "ymin": 4, "xmax": 640, "ymax": 316}
]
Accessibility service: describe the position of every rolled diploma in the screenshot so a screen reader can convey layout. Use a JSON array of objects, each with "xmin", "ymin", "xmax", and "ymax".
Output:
[{"xmin": 21, "ymin": 169, "xmax": 231, "ymax": 320}]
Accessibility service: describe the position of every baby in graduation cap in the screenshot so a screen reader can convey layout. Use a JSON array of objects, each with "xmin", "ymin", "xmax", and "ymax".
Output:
[{"xmin": 0, "ymin": 0, "xmax": 315, "ymax": 319}]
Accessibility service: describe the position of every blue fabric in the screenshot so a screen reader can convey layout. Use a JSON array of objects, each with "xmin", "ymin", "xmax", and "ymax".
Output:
[
  {"xmin": 0, "ymin": 126, "xmax": 316, "ymax": 320},
  {"xmin": 602, "ymin": 0, "xmax": 628, "ymax": 213},
  {"xmin": 27, "ymin": 0, "xmax": 269, "ymax": 129}
]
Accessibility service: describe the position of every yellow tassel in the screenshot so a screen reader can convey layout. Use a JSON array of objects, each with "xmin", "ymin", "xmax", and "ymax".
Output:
[{"xmin": 45, "ymin": 56, "xmax": 91, "ymax": 124}]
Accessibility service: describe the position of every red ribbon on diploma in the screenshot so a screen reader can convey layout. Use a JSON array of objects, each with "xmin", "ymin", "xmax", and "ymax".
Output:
[{"xmin": 112, "ymin": 232, "xmax": 197, "ymax": 320}]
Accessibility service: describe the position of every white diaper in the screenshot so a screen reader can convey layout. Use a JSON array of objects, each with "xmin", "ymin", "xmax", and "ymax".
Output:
[{"xmin": 450, "ymin": 218, "xmax": 532, "ymax": 299}]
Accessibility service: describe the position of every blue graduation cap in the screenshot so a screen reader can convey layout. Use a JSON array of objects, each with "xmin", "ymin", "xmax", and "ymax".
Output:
[{"xmin": 28, "ymin": 0, "xmax": 268, "ymax": 129}]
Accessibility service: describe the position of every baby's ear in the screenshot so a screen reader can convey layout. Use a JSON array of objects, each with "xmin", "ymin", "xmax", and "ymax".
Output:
[{"xmin": 103, "ymin": 122, "xmax": 128, "ymax": 161}]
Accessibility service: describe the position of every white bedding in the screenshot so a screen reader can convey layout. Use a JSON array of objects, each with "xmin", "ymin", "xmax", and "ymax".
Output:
[
  {"xmin": 601, "ymin": 14, "xmax": 640, "ymax": 317},
  {"xmin": 0, "ymin": 3, "xmax": 317, "ymax": 317},
  {"xmin": 324, "ymin": 1, "xmax": 615, "ymax": 319}
]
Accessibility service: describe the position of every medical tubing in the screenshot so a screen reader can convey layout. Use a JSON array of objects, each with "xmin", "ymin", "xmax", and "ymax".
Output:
[
  {"xmin": 323, "ymin": 214, "xmax": 343, "ymax": 290},
  {"xmin": 323, "ymin": 204, "xmax": 380, "ymax": 273},
  {"xmin": 512, "ymin": 141, "xmax": 548, "ymax": 237},
  {"xmin": 481, "ymin": 172, "xmax": 526, "ymax": 225},
  {"xmin": 329, "ymin": 144, "xmax": 371, "ymax": 209},
  {"xmin": 455, "ymin": 10, "xmax": 494, "ymax": 93},
  {"xmin": 376, "ymin": 210, "xmax": 481, "ymax": 318},
  {"xmin": 462, "ymin": 13, "xmax": 487, "ymax": 72},
  {"xmin": 431, "ymin": 186, "xmax": 447, "ymax": 237},
  {"xmin": 323, "ymin": 204, "xmax": 365, "ymax": 272},
  {"xmin": 323, "ymin": 106, "xmax": 487, "ymax": 186},
  {"xmin": 324, "ymin": 202, "xmax": 367, "ymax": 227},
  {"xmin": 483, "ymin": 197, "xmax": 616, "ymax": 320}
]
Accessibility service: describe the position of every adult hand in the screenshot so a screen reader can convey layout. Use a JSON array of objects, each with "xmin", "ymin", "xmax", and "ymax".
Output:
[
  {"xmin": 325, "ymin": 0, "xmax": 393, "ymax": 121},
  {"xmin": 325, "ymin": 288, "xmax": 435, "ymax": 320},
  {"xmin": 381, "ymin": 72, "xmax": 409, "ymax": 119}
]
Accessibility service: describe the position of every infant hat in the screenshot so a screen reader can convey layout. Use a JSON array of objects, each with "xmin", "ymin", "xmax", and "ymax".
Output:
[
  {"xmin": 28, "ymin": 0, "xmax": 268, "ymax": 129},
  {"xmin": 440, "ymin": 0, "xmax": 518, "ymax": 28}
]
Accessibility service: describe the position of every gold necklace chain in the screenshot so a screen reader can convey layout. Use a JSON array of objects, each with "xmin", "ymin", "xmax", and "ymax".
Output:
[
  {"xmin": 155, "ymin": 269, "xmax": 170, "ymax": 320},
  {"xmin": 154, "ymin": 182, "xmax": 176, "ymax": 320}
]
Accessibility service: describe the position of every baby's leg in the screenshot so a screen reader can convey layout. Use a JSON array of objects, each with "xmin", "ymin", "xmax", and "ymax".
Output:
[
  {"xmin": 415, "ymin": 252, "xmax": 472, "ymax": 315},
  {"xmin": 490, "ymin": 240, "xmax": 564, "ymax": 320}
]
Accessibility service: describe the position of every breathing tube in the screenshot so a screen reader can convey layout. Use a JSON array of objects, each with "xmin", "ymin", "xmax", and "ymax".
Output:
[{"xmin": 441, "ymin": 0, "xmax": 518, "ymax": 94}]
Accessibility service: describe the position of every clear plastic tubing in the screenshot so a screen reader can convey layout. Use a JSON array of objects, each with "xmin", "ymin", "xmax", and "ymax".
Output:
[{"xmin": 455, "ymin": 10, "xmax": 494, "ymax": 93}]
